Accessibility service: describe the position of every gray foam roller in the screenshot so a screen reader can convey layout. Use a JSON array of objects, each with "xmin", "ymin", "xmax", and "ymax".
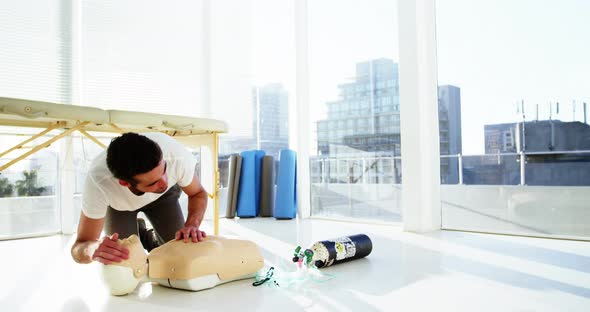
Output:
[
  {"xmin": 259, "ymin": 155, "xmax": 275, "ymax": 217},
  {"xmin": 225, "ymin": 155, "xmax": 242, "ymax": 218}
]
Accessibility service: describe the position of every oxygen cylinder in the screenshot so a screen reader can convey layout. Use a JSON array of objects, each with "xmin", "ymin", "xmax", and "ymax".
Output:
[{"xmin": 310, "ymin": 234, "xmax": 372, "ymax": 268}]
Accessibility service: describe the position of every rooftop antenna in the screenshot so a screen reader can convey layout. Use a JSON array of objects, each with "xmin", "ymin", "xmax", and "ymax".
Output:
[
  {"xmin": 549, "ymin": 101, "xmax": 555, "ymax": 151},
  {"xmin": 573, "ymin": 100, "xmax": 576, "ymax": 121},
  {"xmin": 584, "ymin": 102, "xmax": 587, "ymax": 124},
  {"xmin": 536, "ymin": 103, "xmax": 539, "ymax": 121},
  {"xmin": 556, "ymin": 101, "xmax": 560, "ymax": 115},
  {"xmin": 521, "ymin": 99, "xmax": 526, "ymax": 151}
]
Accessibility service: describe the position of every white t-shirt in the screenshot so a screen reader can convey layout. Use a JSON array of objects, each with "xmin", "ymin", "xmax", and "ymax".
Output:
[{"xmin": 82, "ymin": 132, "xmax": 197, "ymax": 219}]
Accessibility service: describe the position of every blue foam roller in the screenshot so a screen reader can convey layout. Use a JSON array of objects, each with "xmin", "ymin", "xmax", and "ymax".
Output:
[
  {"xmin": 236, "ymin": 150, "xmax": 257, "ymax": 217},
  {"xmin": 274, "ymin": 149, "xmax": 297, "ymax": 219},
  {"xmin": 254, "ymin": 150, "xmax": 266, "ymax": 216}
]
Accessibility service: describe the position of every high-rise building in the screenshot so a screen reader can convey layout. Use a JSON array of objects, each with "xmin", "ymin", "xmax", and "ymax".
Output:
[
  {"xmin": 315, "ymin": 58, "xmax": 462, "ymax": 183},
  {"xmin": 439, "ymin": 85, "xmax": 462, "ymax": 184},
  {"xmin": 478, "ymin": 120, "xmax": 590, "ymax": 185},
  {"xmin": 438, "ymin": 85, "xmax": 462, "ymax": 155},
  {"xmin": 485, "ymin": 120, "xmax": 590, "ymax": 154},
  {"xmin": 484, "ymin": 123, "xmax": 518, "ymax": 154},
  {"xmin": 316, "ymin": 58, "xmax": 401, "ymax": 157},
  {"xmin": 252, "ymin": 83, "xmax": 289, "ymax": 158}
]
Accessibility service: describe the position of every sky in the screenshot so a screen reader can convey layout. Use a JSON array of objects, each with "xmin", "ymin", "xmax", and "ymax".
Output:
[
  {"xmin": 2, "ymin": 0, "xmax": 588, "ymax": 156},
  {"xmin": 209, "ymin": 0, "xmax": 398, "ymax": 150},
  {"xmin": 223, "ymin": 0, "xmax": 590, "ymax": 155},
  {"xmin": 436, "ymin": 0, "xmax": 590, "ymax": 154}
]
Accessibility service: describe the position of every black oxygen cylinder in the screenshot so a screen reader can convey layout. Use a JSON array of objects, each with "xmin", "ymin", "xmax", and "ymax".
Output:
[{"xmin": 310, "ymin": 234, "xmax": 372, "ymax": 268}]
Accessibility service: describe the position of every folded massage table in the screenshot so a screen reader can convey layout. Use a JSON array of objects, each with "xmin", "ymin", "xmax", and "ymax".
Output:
[{"xmin": 0, "ymin": 97, "xmax": 228, "ymax": 234}]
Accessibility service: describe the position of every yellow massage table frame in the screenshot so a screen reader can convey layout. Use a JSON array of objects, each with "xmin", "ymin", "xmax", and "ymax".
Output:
[{"xmin": 0, "ymin": 97, "xmax": 228, "ymax": 235}]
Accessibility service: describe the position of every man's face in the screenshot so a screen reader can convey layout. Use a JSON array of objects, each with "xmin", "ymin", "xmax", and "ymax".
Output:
[{"xmin": 132, "ymin": 159, "xmax": 168, "ymax": 194}]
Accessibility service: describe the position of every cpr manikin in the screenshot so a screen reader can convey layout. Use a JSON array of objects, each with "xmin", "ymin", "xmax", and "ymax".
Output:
[{"xmin": 101, "ymin": 235, "xmax": 264, "ymax": 295}]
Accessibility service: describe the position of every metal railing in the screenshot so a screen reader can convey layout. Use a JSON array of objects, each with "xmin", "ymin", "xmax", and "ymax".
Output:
[{"xmin": 311, "ymin": 150, "xmax": 590, "ymax": 186}]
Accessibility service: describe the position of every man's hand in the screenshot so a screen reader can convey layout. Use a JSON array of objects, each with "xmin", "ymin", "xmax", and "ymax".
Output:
[
  {"xmin": 92, "ymin": 233, "xmax": 130, "ymax": 264},
  {"xmin": 175, "ymin": 225, "xmax": 206, "ymax": 243}
]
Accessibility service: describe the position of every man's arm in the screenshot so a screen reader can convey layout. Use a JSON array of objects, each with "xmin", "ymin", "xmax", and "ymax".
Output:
[
  {"xmin": 177, "ymin": 175, "xmax": 208, "ymax": 242},
  {"xmin": 71, "ymin": 212, "xmax": 128, "ymax": 264},
  {"xmin": 71, "ymin": 212, "xmax": 104, "ymax": 263}
]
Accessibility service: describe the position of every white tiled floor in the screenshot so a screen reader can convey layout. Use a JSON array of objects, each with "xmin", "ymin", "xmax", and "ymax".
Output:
[{"xmin": 1, "ymin": 218, "xmax": 589, "ymax": 312}]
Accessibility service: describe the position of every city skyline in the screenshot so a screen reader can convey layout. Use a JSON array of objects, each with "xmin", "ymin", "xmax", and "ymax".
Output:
[
  {"xmin": 3, "ymin": 0, "xmax": 588, "ymax": 158},
  {"xmin": 252, "ymin": 83, "xmax": 290, "ymax": 158},
  {"xmin": 436, "ymin": 0, "xmax": 590, "ymax": 154}
]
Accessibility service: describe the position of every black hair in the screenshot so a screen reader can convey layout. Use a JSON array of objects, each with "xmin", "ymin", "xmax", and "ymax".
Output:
[{"xmin": 106, "ymin": 132, "xmax": 162, "ymax": 185}]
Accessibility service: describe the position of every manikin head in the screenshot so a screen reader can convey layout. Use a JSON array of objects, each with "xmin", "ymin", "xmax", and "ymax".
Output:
[
  {"xmin": 101, "ymin": 235, "xmax": 148, "ymax": 296},
  {"xmin": 106, "ymin": 132, "xmax": 168, "ymax": 194}
]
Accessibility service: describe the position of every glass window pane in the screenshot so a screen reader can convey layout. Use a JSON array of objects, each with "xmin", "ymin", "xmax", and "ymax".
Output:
[
  {"xmin": 0, "ymin": 0, "xmax": 70, "ymax": 103},
  {"xmin": 0, "ymin": 130, "xmax": 60, "ymax": 239},
  {"xmin": 209, "ymin": 0, "xmax": 294, "ymax": 216},
  {"xmin": 309, "ymin": 0, "xmax": 401, "ymax": 222},
  {"xmin": 0, "ymin": 0, "xmax": 70, "ymax": 238},
  {"xmin": 81, "ymin": 0, "xmax": 206, "ymax": 116},
  {"xmin": 437, "ymin": 0, "xmax": 590, "ymax": 239}
]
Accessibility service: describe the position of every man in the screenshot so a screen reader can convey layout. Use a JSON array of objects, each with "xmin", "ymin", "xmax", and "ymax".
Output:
[{"xmin": 71, "ymin": 132, "xmax": 208, "ymax": 265}]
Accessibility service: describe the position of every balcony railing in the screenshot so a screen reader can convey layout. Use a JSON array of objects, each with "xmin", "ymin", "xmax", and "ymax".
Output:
[
  {"xmin": 309, "ymin": 152, "xmax": 590, "ymax": 238},
  {"xmin": 311, "ymin": 150, "xmax": 590, "ymax": 187}
]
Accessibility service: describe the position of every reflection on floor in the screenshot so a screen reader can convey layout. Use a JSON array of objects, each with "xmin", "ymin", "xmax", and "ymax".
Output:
[{"xmin": 1, "ymin": 218, "xmax": 589, "ymax": 312}]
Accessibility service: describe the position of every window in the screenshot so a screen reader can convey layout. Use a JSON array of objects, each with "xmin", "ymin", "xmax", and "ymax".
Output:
[
  {"xmin": 0, "ymin": 1, "xmax": 70, "ymax": 238},
  {"xmin": 437, "ymin": 0, "xmax": 590, "ymax": 239},
  {"xmin": 309, "ymin": 0, "xmax": 401, "ymax": 222}
]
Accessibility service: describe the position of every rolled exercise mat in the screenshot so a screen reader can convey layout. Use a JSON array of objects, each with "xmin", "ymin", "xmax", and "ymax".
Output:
[
  {"xmin": 254, "ymin": 150, "xmax": 266, "ymax": 216},
  {"xmin": 236, "ymin": 150, "xmax": 257, "ymax": 217},
  {"xmin": 273, "ymin": 149, "xmax": 297, "ymax": 219},
  {"xmin": 225, "ymin": 154, "xmax": 242, "ymax": 218},
  {"xmin": 310, "ymin": 234, "xmax": 372, "ymax": 268},
  {"xmin": 259, "ymin": 155, "xmax": 275, "ymax": 217}
]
